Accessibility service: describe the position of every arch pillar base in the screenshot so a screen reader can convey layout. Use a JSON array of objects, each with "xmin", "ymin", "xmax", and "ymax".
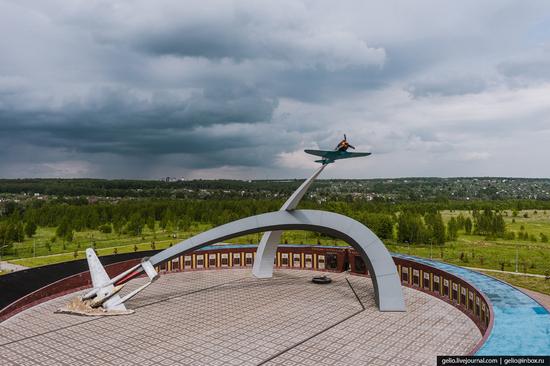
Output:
[{"xmin": 252, "ymin": 230, "xmax": 282, "ymax": 278}]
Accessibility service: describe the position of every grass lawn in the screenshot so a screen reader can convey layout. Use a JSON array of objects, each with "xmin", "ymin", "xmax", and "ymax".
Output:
[
  {"xmin": 442, "ymin": 209, "xmax": 550, "ymax": 239},
  {"xmin": 4, "ymin": 222, "xmax": 214, "ymax": 260},
  {"xmin": 479, "ymin": 270, "xmax": 550, "ymax": 296},
  {"xmin": 4, "ymin": 209, "xmax": 550, "ymax": 295},
  {"xmin": 8, "ymin": 229, "xmax": 350, "ymax": 267}
]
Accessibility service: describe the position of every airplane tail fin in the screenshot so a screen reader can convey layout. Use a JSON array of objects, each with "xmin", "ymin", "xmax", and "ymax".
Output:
[
  {"xmin": 85, "ymin": 248, "xmax": 127, "ymax": 311},
  {"xmin": 86, "ymin": 248, "xmax": 110, "ymax": 288}
]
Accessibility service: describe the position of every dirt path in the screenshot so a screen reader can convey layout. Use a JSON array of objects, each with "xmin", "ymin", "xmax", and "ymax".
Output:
[
  {"xmin": 0, "ymin": 261, "xmax": 29, "ymax": 273},
  {"xmin": 465, "ymin": 266, "xmax": 547, "ymax": 278}
]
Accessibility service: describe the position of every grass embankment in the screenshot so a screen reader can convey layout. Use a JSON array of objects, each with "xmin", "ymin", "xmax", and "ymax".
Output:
[
  {"xmin": 6, "ymin": 226, "xmax": 345, "ymax": 267},
  {"xmin": 4, "ymin": 209, "xmax": 550, "ymax": 294},
  {"xmin": 479, "ymin": 271, "xmax": 550, "ymax": 296}
]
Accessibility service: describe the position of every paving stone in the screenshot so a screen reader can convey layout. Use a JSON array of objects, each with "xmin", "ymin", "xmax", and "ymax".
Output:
[{"xmin": 0, "ymin": 269, "xmax": 480, "ymax": 366}]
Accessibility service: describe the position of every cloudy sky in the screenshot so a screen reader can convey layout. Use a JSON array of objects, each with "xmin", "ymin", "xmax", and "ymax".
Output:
[{"xmin": 1, "ymin": 0, "xmax": 550, "ymax": 179}]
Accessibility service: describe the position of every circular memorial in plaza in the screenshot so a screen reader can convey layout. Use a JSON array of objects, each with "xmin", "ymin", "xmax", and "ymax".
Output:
[
  {"xmin": 1, "ymin": 243, "xmax": 549, "ymax": 364},
  {"xmin": 0, "ymin": 148, "xmax": 548, "ymax": 365},
  {"xmin": 0, "ymin": 267, "xmax": 482, "ymax": 365}
]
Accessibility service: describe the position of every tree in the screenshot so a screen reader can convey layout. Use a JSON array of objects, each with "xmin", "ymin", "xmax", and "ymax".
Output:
[
  {"xmin": 425, "ymin": 211, "xmax": 446, "ymax": 245},
  {"xmin": 447, "ymin": 217, "xmax": 459, "ymax": 241},
  {"xmin": 24, "ymin": 221, "xmax": 37, "ymax": 238},
  {"xmin": 397, "ymin": 212, "xmax": 428, "ymax": 245},
  {"xmin": 56, "ymin": 219, "xmax": 72, "ymax": 239},
  {"xmin": 147, "ymin": 217, "xmax": 156, "ymax": 238},
  {"xmin": 99, "ymin": 224, "xmax": 112, "ymax": 234},
  {"xmin": 473, "ymin": 208, "xmax": 506, "ymax": 237},
  {"xmin": 64, "ymin": 229, "xmax": 74, "ymax": 244},
  {"xmin": 0, "ymin": 223, "xmax": 13, "ymax": 250},
  {"xmin": 112, "ymin": 218, "xmax": 125, "ymax": 236},
  {"xmin": 125, "ymin": 213, "xmax": 144, "ymax": 236},
  {"xmin": 464, "ymin": 217, "xmax": 473, "ymax": 235},
  {"xmin": 377, "ymin": 215, "xmax": 395, "ymax": 240},
  {"xmin": 3, "ymin": 223, "xmax": 24, "ymax": 243},
  {"xmin": 361, "ymin": 213, "xmax": 394, "ymax": 240}
]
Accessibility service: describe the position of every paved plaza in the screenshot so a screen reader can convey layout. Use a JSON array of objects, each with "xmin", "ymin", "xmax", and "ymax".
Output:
[{"xmin": 0, "ymin": 269, "xmax": 481, "ymax": 366}]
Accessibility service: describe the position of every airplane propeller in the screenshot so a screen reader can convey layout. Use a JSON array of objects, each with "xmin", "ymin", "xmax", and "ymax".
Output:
[{"xmin": 344, "ymin": 134, "xmax": 355, "ymax": 149}]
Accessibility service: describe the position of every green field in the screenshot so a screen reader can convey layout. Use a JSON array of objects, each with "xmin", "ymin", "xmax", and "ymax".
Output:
[
  {"xmin": 5, "ymin": 225, "xmax": 347, "ymax": 267},
  {"xmin": 479, "ymin": 271, "xmax": 550, "ymax": 296},
  {"xmin": 438, "ymin": 209, "xmax": 550, "ymax": 274},
  {"xmin": 3, "ymin": 209, "xmax": 550, "ymax": 295}
]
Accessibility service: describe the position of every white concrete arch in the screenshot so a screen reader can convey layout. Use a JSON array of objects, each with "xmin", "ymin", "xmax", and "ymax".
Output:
[
  {"xmin": 149, "ymin": 209, "xmax": 406, "ymax": 311},
  {"xmin": 253, "ymin": 164, "xmax": 327, "ymax": 278}
]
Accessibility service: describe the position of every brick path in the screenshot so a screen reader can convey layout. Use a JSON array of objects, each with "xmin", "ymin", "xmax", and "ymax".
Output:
[{"xmin": 0, "ymin": 269, "xmax": 480, "ymax": 366}]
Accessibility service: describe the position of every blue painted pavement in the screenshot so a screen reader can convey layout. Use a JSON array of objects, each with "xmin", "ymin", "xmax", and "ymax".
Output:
[{"xmin": 394, "ymin": 254, "xmax": 550, "ymax": 355}]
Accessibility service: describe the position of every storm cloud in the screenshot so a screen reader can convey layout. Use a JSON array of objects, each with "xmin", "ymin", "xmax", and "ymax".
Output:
[{"xmin": 1, "ymin": 0, "xmax": 550, "ymax": 179}]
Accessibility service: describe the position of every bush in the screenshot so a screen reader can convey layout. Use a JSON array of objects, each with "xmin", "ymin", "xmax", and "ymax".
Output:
[{"xmin": 99, "ymin": 224, "xmax": 112, "ymax": 234}]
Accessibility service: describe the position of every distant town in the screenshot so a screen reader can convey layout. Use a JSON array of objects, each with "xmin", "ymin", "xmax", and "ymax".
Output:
[{"xmin": 0, "ymin": 177, "xmax": 549, "ymax": 205}]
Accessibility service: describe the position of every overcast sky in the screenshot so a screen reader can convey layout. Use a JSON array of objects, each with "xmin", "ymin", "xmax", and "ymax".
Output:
[{"xmin": 1, "ymin": 0, "xmax": 550, "ymax": 179}]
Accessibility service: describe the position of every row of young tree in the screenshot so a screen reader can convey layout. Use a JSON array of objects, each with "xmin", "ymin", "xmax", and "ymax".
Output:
[
  {"xmin": 0, "ymin": 197, "xmax": 518, "ymax": 250},
  {"xmin": 396, "ymin": 211, "xmax": 473, "ymax": 245},
  {"xmin": 0, "ymin": 219, "xmax": 36, "ymax": 248}
]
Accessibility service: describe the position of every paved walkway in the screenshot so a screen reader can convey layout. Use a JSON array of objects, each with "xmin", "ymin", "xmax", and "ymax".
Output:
[
  {"xmin": 517, "ymin": 287, "xmax": 550, "ymax": 311},
  {"xmin": 464, "ymin": 266, "xmax": 548, "ymax": 279},
  {"xmin": 0, "ymin": 261, "xmax": 28, "ymax": 273},
  {"xmin": 394, "ymin": 254, "xmax": 550, "ymax": 356},
  {"xmin": 0, "ymin": 269, "xmax": 480, "ymax": 366}
]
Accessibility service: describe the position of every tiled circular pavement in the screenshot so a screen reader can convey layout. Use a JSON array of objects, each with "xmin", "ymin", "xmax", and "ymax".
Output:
[{"xmin": 0, "ymin": 269, "xmax": 481, "ymax": 366}]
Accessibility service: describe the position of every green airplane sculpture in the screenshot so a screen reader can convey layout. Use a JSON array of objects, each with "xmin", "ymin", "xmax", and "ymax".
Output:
[{"xmin": 305, "ymin": 134, "xmax": 371, "ymax": 164}]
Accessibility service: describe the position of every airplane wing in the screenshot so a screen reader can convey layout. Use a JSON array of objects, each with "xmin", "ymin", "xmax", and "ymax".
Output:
[
  {"xmin": 304, "ymin": 149, "xmax": 371, "ymax": 163},
  {"xmin": 303, "ymin": 149, "xmax": 329, "ymax": 158}
]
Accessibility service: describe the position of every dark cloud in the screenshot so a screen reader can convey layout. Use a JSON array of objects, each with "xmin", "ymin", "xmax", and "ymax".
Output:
[
  {"xmin": 0, "ymin": 84, "xmax": 277, "ymax": 152},
  {"xmin": 406, "ymin": 77, "xmax": 488, "ymax": 98},
  {"xmin": 1, "ymin": 1, "xmax": 550, "ymax": 178},
  {"xmin": 132, "ymin": 23, "xmax": 258, "ymax": 60},
  {"xmin": 497, "ymin": 59, "xmax": 550, "ymax": 81}
]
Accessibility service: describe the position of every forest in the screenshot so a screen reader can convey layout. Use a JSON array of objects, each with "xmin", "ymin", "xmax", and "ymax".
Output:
[
  {"xmin": 1, "ymin": 179, "xmax": 549, "ymax": 294},
  {"xmin": 0, "ymin": 196, "xmax": 533, "ymax": 251},
  {"xmin": 1, "ymin": 177, "xmax": 550, "ymax": 201}
]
